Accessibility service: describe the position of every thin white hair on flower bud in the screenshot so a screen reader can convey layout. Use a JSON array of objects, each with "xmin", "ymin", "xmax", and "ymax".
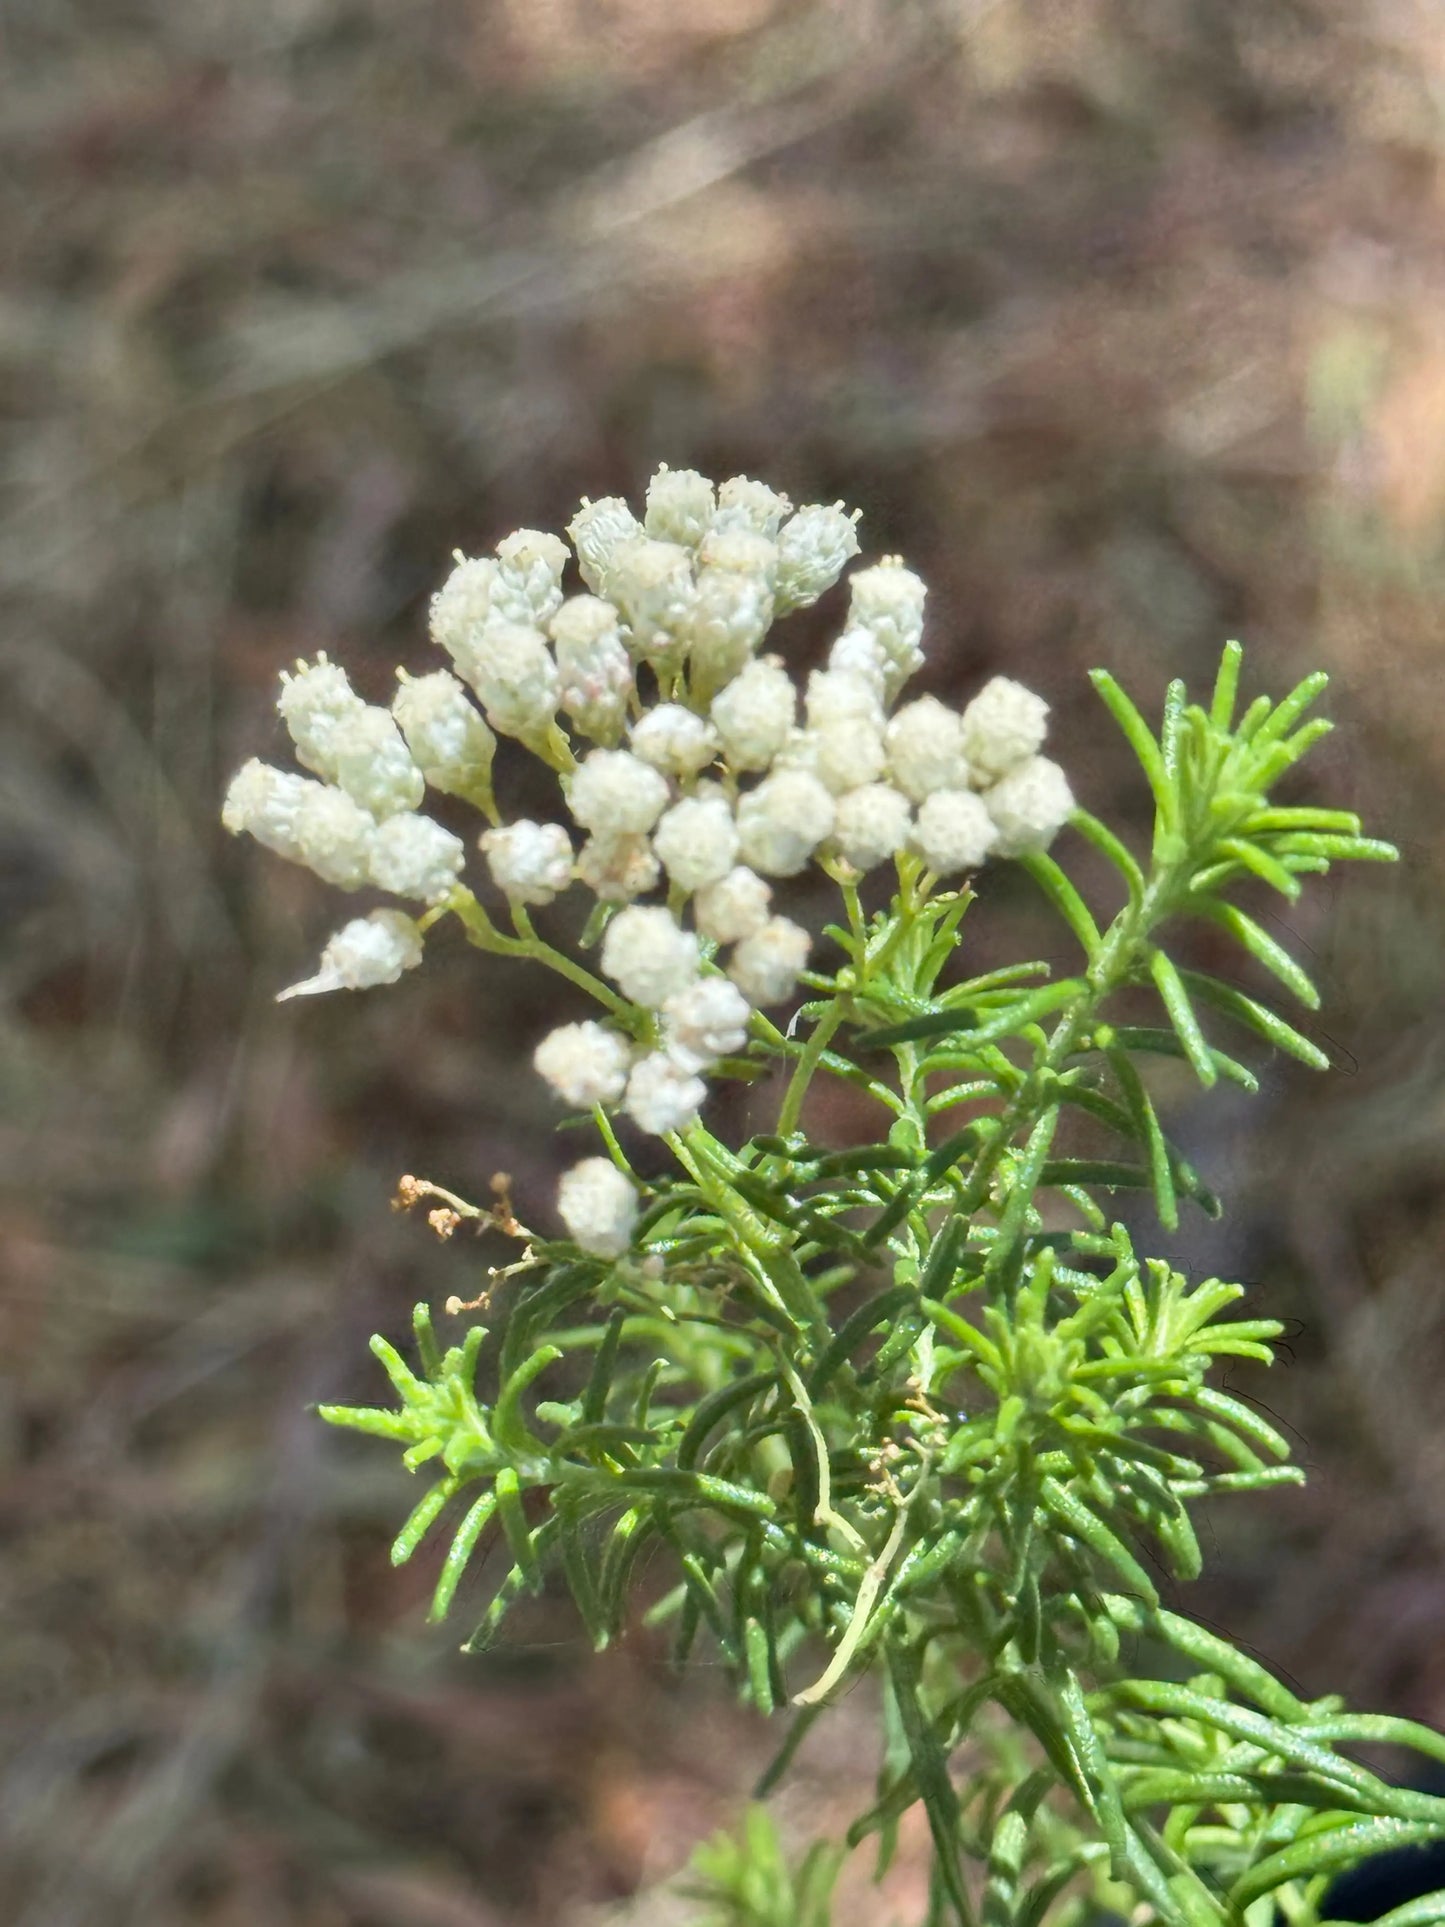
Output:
[
  {"xmin": 368, "ymin": 812, "xmax": 466, "ymax": 904},
  {"xmin": 775, "ymin": 502, "xmax": 861, "ymax": 613},
  {"xmin": 961, "ymin": 676, "xmax": 1051, "ymax": 784},
  {"xmin": 652, "ymin": 794, "xmax": 740, "ymax": 892},
  {"xmin": 277, "ymin": 909, "xmax": 424, "ymax": 1002},
  {"xmin": 710, "ymin": 656, "xmax": 796, "ymax": 772},
  {"xmin": 557, "ymin": 1156, "xmax": 637, "ymax": 1258},
  {"xmin": 833, "ymin": 782, "xmax": 913, "ymax": 872},
  {"xmin": 294, "ymin": 786, "xmax": 377, "ymax": 890},
  {"xmin": 630, "ymin": 703, "xmax": 719, "ymax": 779},
  {"xmin": 600, "ymin": 905, "xmax": 700, "ymax": 1008},
  {"xmin": 481, "ymin": 819, "xmax": 574, "ymax": 905},
  {"xmin": 913, "ymin": 787, "xmax": 997, "ymax": 876},
  {"xmin": 984, "ymin": 755, "xmax": 1075, "ymax": 856},
  {"xmin": 575, "ymin": 831, "xmax": 660, "ymax": 904},
  {"xmin": 533, "ymin": 1020, "xmax": 631, "ymax": 1109},
  {"xmin": 392, "ymin": 669, "xmax": 496, "ymax": 799},
  {"xmin": 329, "ymin": 707, "xmax": 426, "ymax": 820},
  {"xmin": 567, "ymin": 496, "xmax": 644, "ymax": 597},
  {"xmin": 661, "ymin": 977, "xmax": 752, "ymax": 1074},
  {"xmin": 567, "ymin": 748, "xmax": 670, "ymax": 838},
  {"xmin": 736, "ymin": 769, "xmax": 836, "ymax": 878},
  {"xmin": 728, "ymin": 915, "xmax": 811, "ymax": 1006},
  {"xmin": 885, "ymin": 695, "xmax": 970, "ymax": 803},
  {"xmin": 644, "ymin": 465, "xmax": 716, "ymax": 549},
  {"xmin": 622, "ymin": 1051, "xmax": 706, "ymax": 1135},
  {"xmin": 694, "ymin": 865, "xmax": 772, "ymax": 945},
  {"xmin": 277, "ymin": 654, "xmax": 367, "ymax": 781}
]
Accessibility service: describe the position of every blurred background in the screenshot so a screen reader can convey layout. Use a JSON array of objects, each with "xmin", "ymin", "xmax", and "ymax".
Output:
[{"xmin": 4, "ymin": 0, "xmax": 1445, "ymax": 1920}]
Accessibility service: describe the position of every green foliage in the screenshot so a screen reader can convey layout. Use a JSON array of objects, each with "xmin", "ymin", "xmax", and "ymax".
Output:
[
  {"xmin": 322, "ymin": 650, "xmax": 1439, "ymax": 1927},
  {"xmin": 682, "ymin": 1807, "xmax": 844, "ymax": 1927}
]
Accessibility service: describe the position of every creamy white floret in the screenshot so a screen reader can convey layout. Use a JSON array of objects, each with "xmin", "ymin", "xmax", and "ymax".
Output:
[
  {"xmin": 736, "ymin": 770, "xmax": 836, "ymax": 877},
  {"xmin": 277, "ymin": 909, "xmax": 424, "ymax": 1002},
  {"xmin": 661, "ymin": 977, "xmax": 753, "ymax": 1073},
  {"xmin": 557, "ymin": 1156, "xmax": 637, "ymax": 1257},
  {"xmin": 961, "ymin": 677, "xmax": 1050, "ymax": 784},
  {"xmin": 644, "ymin": 465, "xmax": 716, "ymax": 548},
  {"xmin": 711, "ymin": 657, "xmax": 796, "ymax": 772},
  {"xmin": 630, "ymin": 703, "xmax": 719, "ymax": 779},
  {"xmin": 567, "ymin": 749, "xmax": 670, "ymax": 838},
  {"xmin": 775, "ymin": 503, "xmax": 860, "ymax": 612},
  {"xmin": 984, "ymin": 756, "xmax": 1074, "ymax": 856},
  {"xmin": 728, "ymin": 916, "xmax": 811, "ymax": 1006},
  {"xmin": 277, "ymin": 655, "xmax": 366, "ymax": 781},
  {"xmin": 392, "ymin": 669, "xmax": 496, "ymax": 800},
  {"xmin": 623, "ymin": 1052, "xmax": 706, "ymax": 1134},
  {"xmin": 693, "ymin": 865, "xmax": 772, "ymax": 945},
  {"xmin": 368, "ymin": 812, "xmax": 466, "ymax": 903},
  {"xmin": 533, "ymin": 1020, "xmax": 631, "ymax": 1109},
  {"xmin": 885, "ymin": 696, "xmax": 969, "ymax": 803},
  {"xmin": 652, "ymin": 794, "xmax": 740, "ymax": 893},
  {"xmin": 833, "ymin": 783, "xmax": 913, "ymax": 872},
  {"xmin": 481, "ymin": 819, "xmax": 574, "ymax": 905},
  {"xmin": 600, "ymin": 906, "xmax": 701, "ymax": 1008},
  {"xmin": 913, "ymin": 788, "xmax": 997, "ymax": 876}
]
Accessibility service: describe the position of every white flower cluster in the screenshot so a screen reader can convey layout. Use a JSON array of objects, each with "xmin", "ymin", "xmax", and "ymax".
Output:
[{"xmin": 222, "ymin": 466, "xmax": 1076, "ymax": 1263}]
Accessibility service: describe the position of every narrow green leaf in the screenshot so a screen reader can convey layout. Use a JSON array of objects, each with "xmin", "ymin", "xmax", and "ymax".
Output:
[
  {"xmin": 429, "ymin": 1490, "xmax": 498, "ymax": 1622},
  {"xmin": 392, "ymin": 1475, "xmax": 458, "ymax": 1566},
  {"xmin": 493, "ymin": 1344, "xmax": 562, "ymax": 1453},
  {"xmin": 494, "ymin": 1467, "xmax": 541, "ymax": 1591},
  {"xmin": 582, "ymin": 1307, "xmax": 627, "ymax": 1424},
  {"xmin": 1148, "ymin": 951, "xmax": 1218, "ymax": 1087},
  {"xmin": 1019, "ymin": 852, "xmax": 1103, "ymax": 958},
  {"xmin": 1040, "ymin": 1476, "xmax": 1158, "ymax": 1605},
  {"xmin": 678, "ymin": 1369, "xmax": 777, "ymax": 1466},
  {"xmin": 1090, "ymin": 669, "xmax": 1173, "ymax": 821},
  {"xmin": 1234, "ymin": 1820, "xmax": 1444, "ymax": 1910},
  {"xmin": 1105, "ymin": 1046, "xmax": 1178, "ymax": 1231},
  {"xmin": 1094, "ymin": 1024, "xmax": 1257, "ymax": 1092},
  {"xmin": 1181, "ymin": 970, "xmax": 1329, "ymax": 1070},
  {"xmin": 1216, "ymin": 836, "xmax": 1304, "ymax": 900},
  {"xmin": 1252, "ymin": 669, "xmax": 1330, "ymax": 747},
  {"xmin": 1210, "ymin": 641, "xmax": 1244, "ymax": 729},
  {"xmin": 1072, "ymin": 808, "xmax": 1146, "ymax": 902},
  {"xmin": 1196, "ymin": 900, "xmax": 1320, "ymax": 1008},
  {"xmin": 862, "ymin": 979, "xmax": 1083, "ymax": 1051},
  {"xmin": 317, "ymin": 1403, "xmax": 416, "ymax": 1442},
  {"xmin": 886, "ymin": 1644, "xmax": 973, "ymax": 1926}
]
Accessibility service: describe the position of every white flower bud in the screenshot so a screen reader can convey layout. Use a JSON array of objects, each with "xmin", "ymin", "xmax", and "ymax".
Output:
[
  {"xmin": 222, "ymin": 760, "xmax": 320, "ymax": 862},
  {"xmin": 568, "ymin": 497, "xmax": 644, "ymax": 596},
  {"xmin": 644, "ymin": 465, "xmax": 716, "ymax": 548},
  {"xmin": 806, "ymin": 667, "xmax": 884, "ymax": 731},
  {"xmin": 688, "ymin": 566, "xmax": 774, "ymax": 694},
  {"xmin": 329, "ymin": 707, "xmax": 426, "ymax": 820},
  {"xmin": 557, "ymin": 1156, "xmax": 637, "ymax": 1257},
  {"xmin": 575, "ymin": 831, "xmax": 660, "ymax": 903},
  {"xmin": 368, "ymin": 812, "xmax": 466, "ymax": 903},
  {"xmin": 913, "ymin": 788, "xmax": 997, "ymax": 875},
  {"xmin": 697, "ymin": 526, "xmax": 779, "ymax": 588},
  {"xmin": 775, "ymin": 503, "xmax": 861, "ymax": 613},
  {"xmin": 804, "ymin": 719, "xmax": 887, "ymax": 795},
  {"xmin": 567, "ymin": 748, "xmax": 670, "ymax": 837},
  {"xmin": 533, "ymin": 1020, "xmax": 631, "ymax": 1108},
  {"xmin": 729, "ymin": 916, "xmax": 811, "ymax": 1006},
  {"xmin": 828, "ymin": 627, "xmax": 889, "ymax": 699},
  {"xmin": 392, "ymin": 669, "xmax": 497, "ymax": 800},
  {"xmin": 606, "ymin": 537, "xmax": 696, "ymax": 667},
  {"xmin": 652, "ymin": 794, "xmax": 739, "ymax": 892},
  {"xmin": 630, "ymin": 703, "xmax": 719, "ymax": 779},
  {"xmin": 710, "ymin": 657, "xmax": 796, "ymax": 772},
  {"xmin": 885, "ymin": 696, "xmax": 969, "ymax": 803},
  {"xmin": 961, "ymin": 676, "xmax": 1051, "ymax": 784},
  {"xmin": 662, "ymin": 977, "xmax": 752, "ymax": 1072},
  {"xmin": 277, "ymin": 909, "xmax": 424, "ymax": 1002},
  {"xmin": 623, "ymin": 1051, "xmax": 706, "ymax": 1135},
  {"xmin": 736, "ymin": 769, "xmax": 835, "ymax": 877},
  {"xmin": 833, "ymin": 783, "xmax": 913, "ymax": 871},
  {"xmin": 481, "ymin": 819, "xmax": 574, "ymax": 905},
  {"xmin": 713, "ymin": 475, "xmax": 792, "ymax": 537},
  {"xmin": 493, "ymin": 528, "xmax": 569, "ymax": 627},
  {"xmin": 456, "ymin": 620, "xmax": 559, "ymax": 739},
  {"xmin": 847, "ymin": 558, "xmax": 926, "ymax": 696},
  {"xmin": 694, "ymin": 865, "xmax": 772, "ymax": 945},
  {"xmin": 295, "ymin": 786, "xmax": 377, "ymax": 890},
  {"xmin": 429, "ymin": 555, "xmax": 498, "ymax": 665},
  {"xmin": 601, "ymin": 905, "xmax": 700, "ymax": 1007},
  {"xmin": 277, "ymin": 655, "xmax": 366, "ymax": 780},
  {"xmin": 552, "ymin": 595, "xmax": 633, "ymax": 745},
  {"xmin": 984, "ymin": 756, "xmax": 1074, "ymax": 856}
]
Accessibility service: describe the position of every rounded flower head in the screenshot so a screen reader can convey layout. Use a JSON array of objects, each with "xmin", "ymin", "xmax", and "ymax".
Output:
[
  {"xmin": 623, "ymin": 1052, "xmax": 706, "ymax": 1135},
  {"xmin": 557, "ymin": 1157, "xmax": 637, "ymax": 1258},
  {"xmin": 694, "ymin": 865, "xmax": 772, "ymax": 945},
  {"xmin": 277, "ymin": 909, "xmax": 424, "ymax": 1002},
  {"xmin": 493, "ymin": 528, "xmax": 569, "ymax": 627},
  {"xmin": 847, "ymin": 558, "xmax": 926, "ymax": 697},
  {"xmin": 601, "ymin": 905, "xmax": 700, "ymax": 1008},
  {"xmin": 828, "ymin": 628, "xmax": 889, "ymax": 700},
  {"xmin": 833, "ymin": 783, "xmax": 912, "ymax": 872},
  {"xmin": 984, "ymin": 756, "xmax": 1074, "ymax": 856},
  {"xmin": 961, "ymin": 677, "xmax": 1050, "ymax": 784},
  {"xmin": 710, "ymin": 657, "xmax": 796, "ymax": 772},
  {"xmin": 688, "ymin": 566, "xmax": 774, "ymax": 697},
  {"xmin": 392, "ymin": 669, "xmax": 496, "ymax": 801},
  {"xmin": 697, "ymin": 526, "xmax": 779, "ymax": 589},
  {"xmin": 736, "ymin": 769, "xmax": 836, "ymax": 877},
  {"xmin": 294, "ymin": 786, "xmax": 376, "ymax": 890},
  {"xmin": 552, "ymin": 595, "xmax": 633, "ymax": 746},
  {"xmin": 661, "ymin": 977, "xmax": 752, "ymax": 1073},
  {"xmin": 481, "ymin": 819, "xmax": 574, "ymax": 905},
  {"xmin": 606, "ymin": 537, "xmax": 696, "ymax": 667},
  {"xmin": 652, "ymin": 794, "xmax": 739, "ymax": 893},
  {"xmin": 644, "ymin": 465, "xmax": 716, "ymax": 549},
  {"xmin": 568, "ymin": 497, "xmax": 644, "ymax": 597},
  {"xmin": 458, "ymin": 620, "xmax": 559, "ymax": 740},
  {"xmin": 368, "ymin": 812, "xmax": 466, "ymax": 903},
  {"xmin": 913, "ymin": 788, "xmax": 997, "ymax": 876},
  {"xmin": 630, "ymin": 703, "xmax": 719, "ymax": 779},
  {"xmin": 885, "ymin": 696, "xmax": 969, "ymax": 803},
  {"xmin": 806, "ymin": 666, "xmax": 884, "ymax": 732},
  {"xmin": 567, "ymin": 748, "xmax": 670, "ymax": 838},
  {"xmin": 222, "ymin": 760, "xmax": 319, "ymax": 862},
  {"xmin": 277, "ymin": 655, "xmax": 366, "ymax": 780},
  {"xmin": 575, "ymin": 831, "xmax": 660, "ymax": 904},
  {"xmin": 429, "ymin": 555, "xmax": 498, "ymax": 664},
  {"xmin": 534, "ymin": 1020, "xmax": 631, "ymax": 1109},
  {"xmin": 713, "ymin": 475, "xmax": 791, "ymax": 538},
  {"xmin": 803, "ymin": 719, "xmax": 887, "ymax": 796},
  {"xmin": 775, "ymin": 502, "xmax": 861, "ymax": 613},
  {"xmin": 329, "ymin": 707, "xmax": 426, "ymax": 820},
  {"xmin": 728, "ymin": 916, "xmax": 811, "ymax": 1006}
]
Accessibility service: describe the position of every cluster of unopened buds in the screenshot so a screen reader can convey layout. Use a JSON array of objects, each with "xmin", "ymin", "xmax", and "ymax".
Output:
[{"xmin": 223, "ymin": 466, "xmax": 1073, "ymax": 1256}]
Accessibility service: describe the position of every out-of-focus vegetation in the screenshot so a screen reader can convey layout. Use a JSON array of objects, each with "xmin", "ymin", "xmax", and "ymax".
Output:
[{"xmin": 3, "ymin": 1, "xmax": 1445, "ymax": 1921}]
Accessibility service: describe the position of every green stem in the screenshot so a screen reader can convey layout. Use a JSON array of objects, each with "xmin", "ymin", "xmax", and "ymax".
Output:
[
  {"xmin": 446, "ymin": 890, "xmax": 638, "ymax": 1024},
  {"xmin": 776, "ymin": 1002, "xmax": 845, "ymax": 1138}
]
